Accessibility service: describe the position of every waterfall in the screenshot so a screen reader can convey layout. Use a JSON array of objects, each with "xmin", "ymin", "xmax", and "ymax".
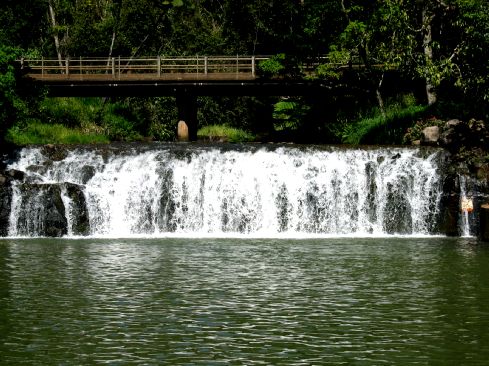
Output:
[
  {"xmin": 4, "ymin": 144, "xmax": 447, "ymax": 238},
  {"xmin": 459, "ymin": 175, "xmax": 473, "ymax": 237}
]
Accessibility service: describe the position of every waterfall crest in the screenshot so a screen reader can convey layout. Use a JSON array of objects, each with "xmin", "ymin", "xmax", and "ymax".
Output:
[{"xmin": 5, "ymin": 144, "xmax": 446, "ymax": 237}]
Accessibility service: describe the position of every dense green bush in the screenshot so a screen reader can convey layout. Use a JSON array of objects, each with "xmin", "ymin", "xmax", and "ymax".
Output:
[{"xmin": 257, "ymin": 54, "xmax": 286, "ymax": 79}]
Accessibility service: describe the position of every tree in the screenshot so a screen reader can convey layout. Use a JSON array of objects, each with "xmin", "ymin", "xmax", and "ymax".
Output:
[{"xmin": 0, "ymin": 45, "xmax": 43, "ymax": 145}]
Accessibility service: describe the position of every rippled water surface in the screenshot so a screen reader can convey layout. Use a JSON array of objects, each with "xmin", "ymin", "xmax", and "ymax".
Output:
[{"xmin": 1, "ymin": 237, "xmax": 489, "ymax": 365}]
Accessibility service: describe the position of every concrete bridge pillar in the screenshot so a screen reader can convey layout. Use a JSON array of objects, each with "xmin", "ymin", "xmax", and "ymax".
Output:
[{"xmin": 176, "ymin": 90, "xmax": 198, "ymax": 142}]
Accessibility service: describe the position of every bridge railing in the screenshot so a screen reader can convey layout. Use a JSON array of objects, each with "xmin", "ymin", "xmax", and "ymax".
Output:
[{"xmin": 20, "ymin": 56, "xmax": 272, "ymax": 80}]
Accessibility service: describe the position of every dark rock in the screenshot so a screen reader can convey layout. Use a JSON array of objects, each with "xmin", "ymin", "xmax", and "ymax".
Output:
[
  {"xmin": 158, "ymin": 168, "xmax": 176, "ymax": 232},
  {"xmin": 438, "ymin": 194, "xmax": 460, "ymax": 236},
  {"xmin": 440, "ymin": 122, "xmax": 466, "ymax": 151},
  {"xmin": 383, "ymin": 181, "xmax": 413, "ymax": 234},
  {"xmin": 479, "ymin": 204, "xmax": 489, "ymax": 241},
  {"xmin": 64, "ymin": 183, "xmax": 90, "ymax": 235},
  {"xmin": 80, "ymin": 165, "xmax": 96, "ymax": 184},
  {"xmin": 5, "ymin": 169, "xmax": 25, "ymax": 181},
  {"xmin": 26, "ymin": 164, "xmax": 48, "ymax": 175},
  {"xmin": 0, "ymin": 185, "xmax": 12, "ymax": 236},
  {"xmin": 41, "ymin": 144, "xmax": 68, "ymax": 161},
  {"xmin": 365, "ymin": 162, "xmax": 377, "ymax": 223},
  {"xmin": 16, "ymin": 183, "xmax": 67, "ymax": 237},
  {"xmin": 475, "ymin": 163, "xmax": 489, "ymax": 182}
]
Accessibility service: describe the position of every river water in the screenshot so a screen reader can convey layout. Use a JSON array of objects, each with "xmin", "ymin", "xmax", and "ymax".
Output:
[{"xmin": 1, "ymin": 237, "xmax": 489, "ymax": 365}]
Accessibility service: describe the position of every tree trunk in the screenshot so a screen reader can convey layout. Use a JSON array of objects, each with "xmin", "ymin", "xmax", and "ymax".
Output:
[
  {"xmin": 105, "ymin": 31, "xmax": 117, "ymax": 72},
  {"xmin": 341, "ymin": 0, "xmax": 386, "ymax": 117},
  {"xmin": 422, "ymin": 7, "xmax": 437, "ymax": 105},
  {"xmin": 48, "ymin": 0, "xmax": 64, "ymax": 69},
  {"xmin": 376, "ymin": 73, "xmax": 386, "ymax": 119}
]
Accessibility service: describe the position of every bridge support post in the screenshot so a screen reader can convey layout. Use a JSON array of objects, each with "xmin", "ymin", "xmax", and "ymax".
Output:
[{"xmin": 176, "ymin": 90, "xmax": 198, "ymax": 142}]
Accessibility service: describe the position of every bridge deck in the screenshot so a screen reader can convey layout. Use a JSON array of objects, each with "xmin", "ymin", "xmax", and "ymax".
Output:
[
  {"xmin": 22, "ymin": 56, "xmax": 269, "ymax": 81},
  {"xmin": 19, "ymin": 55, "xmax": 358, "ymax": 96}
]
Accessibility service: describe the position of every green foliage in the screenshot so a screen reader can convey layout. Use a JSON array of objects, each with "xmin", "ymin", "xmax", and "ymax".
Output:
[
  {"xmin": 197, "ymin": 96, "xmax": 273, "ymax": 134},
  {"xmin": 197, "ymin": 125, "xmax": 255, "ymax": 143},
  {"xmin": 342, "ymin": 98, "xmax": 428, "ymax": 145},
  {"xmin": 257, "ymin": 54, "xmax": 286, "ymax": 78},
  {"xmin": 162, "ymin": 0, "xmax": 184, "ymax": 7},
  {"xmin": 316, "ymin": 46, "xmax": 352, "ymax": 79},
  {"xmin": 2, "ymin": 0, "xmax": 489, "ymax": 145},
  {"xmin": 5, "ymin": 122, "xmax": 108, "ymax": 145},
  {"xmin": 0, "ymin": 44, "xmax": 44, "ymax": 144},
  {"xmin": 100, "ymin": 102, "xmax": 143, "ymax": 141},
  {"xmin": 272, "ymin": 99, "xmax": 310, "ymax": 132},
  {"xmin": 41, "ymin": 98, "xmax": 102, "ymax": 128}
]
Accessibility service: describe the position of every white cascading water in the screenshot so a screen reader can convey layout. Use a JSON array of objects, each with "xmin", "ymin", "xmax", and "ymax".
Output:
[
  {"xmin": 459, "ymin": 175, "xmax": 472, "ymax": 237},
  {"xmin": 6, "ymin": 144, "xmax": 446, "ymax": 237}
]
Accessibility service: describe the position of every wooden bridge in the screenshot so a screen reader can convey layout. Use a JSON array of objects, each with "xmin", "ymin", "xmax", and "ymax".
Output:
[
  {"xmin": 20, "ymin": 55, "xmax": 346, "ymax": 97},
  {"xmin": 19, "ymin": 55, "xmax": 360, "ymax": 141}
]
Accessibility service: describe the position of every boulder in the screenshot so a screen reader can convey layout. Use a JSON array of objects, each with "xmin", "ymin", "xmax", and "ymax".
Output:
[
  {"xmin": 445, "ymin": 119, "xmax": 462, "ymax": 128},
  {"xmin": 421, "ymin": 126, "xmax": 440, "ymax": 146}
]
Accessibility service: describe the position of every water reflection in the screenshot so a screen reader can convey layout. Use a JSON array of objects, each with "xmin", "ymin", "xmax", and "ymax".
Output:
[{"xmin": 0, "ymin": 238, "xmax": 489, "ymax": 364}]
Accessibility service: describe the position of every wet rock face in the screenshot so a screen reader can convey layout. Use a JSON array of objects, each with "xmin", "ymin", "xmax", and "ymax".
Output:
[
  {"xmin": 0, "ymin": 170, "xmax": 14, "ymax": 236},
  {"xmin": 65, "ymin": 183, "xmax": 90, "ymax": 236},
  {"xmin": 16, "ymin": 183, "xmax": 68, "ymax": 237},
  {"xmin": 383, "ymin": 181, "xmax": 413, "ymax": 235},
  {"xmin": 480, "ymin": 204, "xmax": 489, "ymax": 241},
  {"xmin": 0, "ymin": 184, "xmax": 12, "ymax": 236},
  {"xmin": 41, "ymin": 144, "xmax": 68, "ymax": 161},
  {"xmin": 439, "ymin": 193, "xmax": 460, "ymax": 236},
  {"xmin": 0, "ymin": 177, "xmax": 90, "ymax": 237}
]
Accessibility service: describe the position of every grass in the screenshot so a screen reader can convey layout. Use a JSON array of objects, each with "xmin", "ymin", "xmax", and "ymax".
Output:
[
  {"xmin": 41, "ymin": 97, "xmax": 103, "ymax": 128},
  {"xmin": 342, "ymin": 104, "xmax": 428, "ymax": 145},
  {"xmin": 6, "ymin": 97, "xmax": 145, "ymax": 145},
  {"xmin": 197, "ymin": 125, "xmax": 255, "ymax": 143},
  {"xmin": 6, "ymin": 122, "xmax": 109, "ymax": 145}
]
